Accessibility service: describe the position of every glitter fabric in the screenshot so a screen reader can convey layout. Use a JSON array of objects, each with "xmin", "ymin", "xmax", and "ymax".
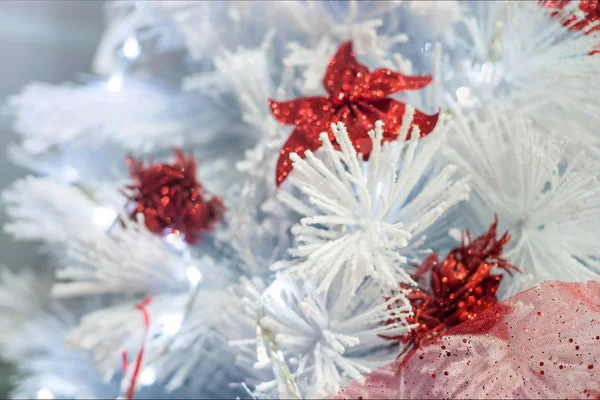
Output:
[
  {"xmin": 381, "ymin": 217, "xmax": 518, "ymax": 361},
  {"xmin": 332, "ymin": 280, "xmax": 600, "ymax": 399},
  {"xmin": 268, "ymin": 41, "xmax": 439, "ymax": 185},
  {"xmin": 125, "ymin": 149, "xmax": 224, "ymax": 244}
]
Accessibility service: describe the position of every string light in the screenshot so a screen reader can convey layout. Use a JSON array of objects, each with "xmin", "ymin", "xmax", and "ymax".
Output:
[
  {"xmin": 123, "ymin": 37, "xmax": 141, "ymax": 60},
  {"xmin": 165, "ymin": 231, "xmax": 187, "ymax": 251},
  {"xmin": 139, "ymin": 367, "xmax": 157, "ymax": 386},
  {"xmin": 185, "ymin": 266, "xmax": 202, "ymax": 286},
  {"xmin": 107, "ymin": 74, "xmax": 123, "ymax": 92},
  {"xmin": 36, "ymin": 389, "xmax": 54, "ymax": 400},
  {"xmin": 162, "ymin": 315, "xmax": 184, "ymax": 336},
  {"xmin": 456, "ymin": 86, "xmax": 472, "ymax": 104},
  {"xmin": 92, "ymin": 207, "xmax": 118, "ymax": 229}
]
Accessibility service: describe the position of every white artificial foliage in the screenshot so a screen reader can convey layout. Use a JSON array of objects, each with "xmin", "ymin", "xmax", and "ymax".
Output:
[
  {"xmin": 68, "ymin": 294, "xmax": 187, "ymax": 384},
  {"xmin": 217, "ymin": 143, "xmax": 293, "ymax": 277},
  {"xmin": 152, "ymin": 290, "xmax": 238, "ymax": 394},
  {"xmin": 268, "ymin": 0, "xmax": 407, "ymax": 58},
  {"xmin": 6, "ymin": 80, "xmax": 213, "ymax": 155},
  {"xmin": 390, "ymin": 41, "xmax": 444, "ymax": 115},
  {"xmin": 196, "ymin": 38, "xmax": 296, "ymax": 277},
  {"xmin": 501, "ymin": 1, "xmax": 600, "ymax": 153},
  {"xmin": 2, "ymin": 1, "xmax": 600, "ymax": 399},
  {"xmin": 0, "ymin": 267, "xmax": 118, "ymax": 399},
  {"xmin": 445, "ymin": 1, "xmax": 600, "ymax": 152},
  {"xmin": 183, "ymin": 31, "xmax": 280, "ymax": 139},
  {"xmin": 277, "ymin": 117, "xmax": 470, "ymax": 293},
  {"xmin": 280, "ymin": 1, "xmax": 410, "ymax": 95},
  {"xmin": 224, "ymin": 276, "xmax": 277, "ymax": 397},
  {"xmin": 52, "ymin": 218, "xmax": 228, "ymax": 297},
  {"xmin": 284, "ymin": 38, "xmax": 337, "ymax": 95},
  {"xmin": 2, "ymin": 176, "xmax": 124, "ymax": 244},
  {"xmin": 255, "ymin": 273, "xmax": 413, "ymax": 398},
  {"xmin": 407, "ymin": 0, "xmax": 463, "ymax": 36},
  {"xmin": 173, "ymin": 1, "xmax": 254, "ymax": 62},
  {"xmin": 68, "ymin": 289, "xmax": 239, "ymax": 396},
  {"xmin": 444, "ymin": 107, "xmax": 600, "ymax": 296},
  {"xmin": 93, "ymin": 0, "xmax": 196, "ymax": 74}
]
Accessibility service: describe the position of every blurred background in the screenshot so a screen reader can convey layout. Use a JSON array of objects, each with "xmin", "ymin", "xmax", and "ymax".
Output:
[{"xmin": 0, "ymin": 1, "xmax": 104, "ymax": 394}]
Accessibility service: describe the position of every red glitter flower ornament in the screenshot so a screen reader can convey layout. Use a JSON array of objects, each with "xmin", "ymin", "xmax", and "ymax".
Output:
[
  {"xmin": 269, "ymin": 41, "xmax": 440, "ymax": 186},
  {"xmin": 124, "ymin": 149, "xmax": 225, "ymax": 244},
  {"xmin": 382, "ymin": 217, "xmax": 519, "ymax": 362}
]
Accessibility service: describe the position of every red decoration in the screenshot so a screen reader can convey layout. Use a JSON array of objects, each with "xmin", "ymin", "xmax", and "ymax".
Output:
[
  {"xmin": 125, "ymin": 149, "xmax": 225, "ymax": 244},
  {"xmin": 333, "ymin": 281, "xmax": 600, "ymax": 399},
  {"xmin": 540, "ymin": 0, "xmax": 600, "ymax": 32},
  {"xmin": 122, "ymin": 296, "xmax": 152, "ymax": 400},
  {"xmin": 381, "ymin": 217, "xmax": 519, "ymax": 363},
  {"xmin": 269, "ymin": 41, "xmax": 439, "ymax": 186}
]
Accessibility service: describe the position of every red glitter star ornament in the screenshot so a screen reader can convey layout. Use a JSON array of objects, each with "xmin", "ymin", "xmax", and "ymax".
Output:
[
  {"xmin": 269, "ymin": 41, "xmax": 440, "ymax": 185},
  {"xmin": 381, "ymin": 217, "xmax": 519, "ymax": 363},
  {"xmin": 125, "ymin": 149, "xmax": 225, "ymax": 244}
]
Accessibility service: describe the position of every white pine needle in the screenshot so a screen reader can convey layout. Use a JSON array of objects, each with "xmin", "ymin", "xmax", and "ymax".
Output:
[
  {"xmin": 277, "ymin": 117, "xmax": 470, "ymax": 293},
  {"xmin": 444, "ymin": 106, "xmax": 600, "ymax": 296}
]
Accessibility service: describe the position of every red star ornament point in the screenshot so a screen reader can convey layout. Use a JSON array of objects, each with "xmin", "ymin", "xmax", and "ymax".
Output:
[{"xmin": 269, "ymin": 41, "xmax": 440, "ymax": 186}]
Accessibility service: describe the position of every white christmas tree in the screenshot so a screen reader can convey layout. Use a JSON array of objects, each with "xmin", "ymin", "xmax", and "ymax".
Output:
[{"xmin": 1, "ymin": 1, "xmax": 599, "ymax": 399}]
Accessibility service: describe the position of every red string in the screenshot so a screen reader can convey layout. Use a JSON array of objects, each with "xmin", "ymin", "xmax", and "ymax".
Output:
[
  {"xmin": 122, "ymin": 296, "xmax": 152, "ymax": 400},
  {"xmin": 121, "ymin": 350, "xmax": 128, "ymax": 375}
]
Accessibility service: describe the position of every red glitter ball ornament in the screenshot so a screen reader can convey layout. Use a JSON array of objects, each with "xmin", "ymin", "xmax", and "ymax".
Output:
[
  {"xmin": 381, "ymin": 217, "xmax": 519, "ymax": 361},
  {"xmin": 269, "ymin": 41, "xmax": 439, "ymax": 186},
  {"xmin": 125, "ymin": 149, "xmax": 224, "ymax": 244}
]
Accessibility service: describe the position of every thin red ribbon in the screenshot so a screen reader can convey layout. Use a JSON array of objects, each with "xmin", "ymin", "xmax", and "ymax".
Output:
[{"xmin": 121, "ymin": 296, "xmax": 152, "ymax": 400}]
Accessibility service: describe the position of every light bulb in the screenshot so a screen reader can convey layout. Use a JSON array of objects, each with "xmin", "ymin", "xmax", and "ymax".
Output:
[
  {"xmin": 92, "ymin": 207, "xmax": 118, "ymax": 230},
  {"xmin": 166, "ymin": 232, "xmax": 187, "ymax": 251},
  {"xmin": 140, "ymin": 367, "xmax": 156, "ymax": 386},
  {"xmin": 186, "ymin": 266, "xmax": 202, "ymax": 286},
  {"xmin": 107, "ymin": 74, "xmax": 123, "ymax": 92},
  {"xmin": 123, "ymin": 37, "xmax": 141, "ymax": 59}
]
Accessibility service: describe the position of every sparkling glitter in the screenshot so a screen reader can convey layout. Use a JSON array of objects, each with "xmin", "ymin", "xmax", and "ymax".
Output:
[
  {"xmin": 124, "ymin": 149, "xmax": 225, "ymax": 244},
  {"xmin": 381, "ymin": 217, "xmax": 518, "ymax": 360},
  {"xmin": 541, "ymin": 0, "xmax": 600, "ymax": 33},
  {"xmin": 268, "ymin": 41, "xmax": 439, "ymax": 185}
]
